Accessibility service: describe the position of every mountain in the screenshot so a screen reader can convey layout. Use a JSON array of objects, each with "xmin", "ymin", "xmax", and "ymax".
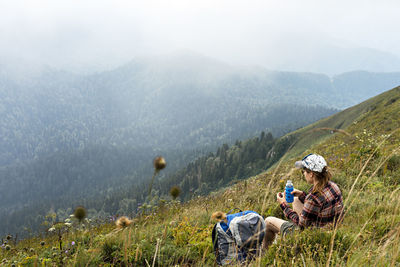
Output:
[
  {"xmin": 1, "ymin": 85, "xmax": 398, "ymax": 265},
  {"xmin": 252, "ymin": 34, "xmax": 400, "ymax": 75},
  {"xmin": 0, "ymin": 53, "xmax": 399, "ymax": 236},
  {"xmin": 1, "ymin": 52, "xmax": 400, "ymax": 168}
]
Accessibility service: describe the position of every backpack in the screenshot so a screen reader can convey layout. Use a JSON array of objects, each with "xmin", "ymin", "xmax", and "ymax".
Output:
[{"xmin": 212, "ymin": 208, "xmax": 266, "ymax": 265}]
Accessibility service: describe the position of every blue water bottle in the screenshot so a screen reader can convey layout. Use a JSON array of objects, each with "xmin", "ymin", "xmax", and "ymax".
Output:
[{"xmin": 285, "ymin": 180, "xmax": 294, "ymax": 203}]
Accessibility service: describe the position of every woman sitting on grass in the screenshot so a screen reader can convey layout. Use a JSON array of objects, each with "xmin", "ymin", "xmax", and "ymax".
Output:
[{"xmin": 263, "ymin": 153, "xmax": 344, "ymax": 249}]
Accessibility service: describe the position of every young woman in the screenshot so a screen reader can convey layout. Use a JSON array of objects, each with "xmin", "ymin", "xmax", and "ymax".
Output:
[{"xmin": 263, "ymin": 153, "xmax": 344, "ymax": 249}]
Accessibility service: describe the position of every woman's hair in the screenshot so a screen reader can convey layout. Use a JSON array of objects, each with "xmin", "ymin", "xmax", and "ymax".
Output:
[{"xmin": 305, "ymin": 166, "xmax": 332, "ymax": 193}]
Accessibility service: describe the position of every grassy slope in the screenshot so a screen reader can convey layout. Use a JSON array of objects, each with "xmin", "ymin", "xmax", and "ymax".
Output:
[{"xmin": 1, "ymin": 87, "xmax": 400, "ymax": 266}]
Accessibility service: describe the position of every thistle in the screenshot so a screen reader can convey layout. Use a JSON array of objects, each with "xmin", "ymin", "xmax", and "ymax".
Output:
[
  {"xmin": 169, "ymin": 186, "xmax": 181, "ymax": 200},
  {"xmin": 116, "ymin": 216, "xmax": 133, "ymax": 229},
  {"xmin": 5, "ymin": 245, "xmax": 11, "ymax": 251},
  {"xmin": 40, "ymin": 241, "xmax": 45, "ymax": 246},
  {"xmin": 211, "ymin": 211, "xmax": 228, "ymax": 223},
  {"xmin": 153, "ymin": 156, "xmax": 166, "ymax": 171},
  {"xmin": 148, "ymin": 156, "xmax": 167, "ymax": 198},
  {"xmin": 74, "ymin": 206, "xmax": 87, "ymax": 222},
  {"xmin": 6, "ymin": 235, "xmax": 11, "ymax": 240}
]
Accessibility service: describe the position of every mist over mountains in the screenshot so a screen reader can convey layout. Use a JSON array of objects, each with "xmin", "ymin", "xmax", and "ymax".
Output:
[
  {"xmin": 2, "ymin": 52, "xmax": 400, "ymax": 166},
  {"xmin": 1, "ymin": 52, "xmax": 400, "ymax": 235}
]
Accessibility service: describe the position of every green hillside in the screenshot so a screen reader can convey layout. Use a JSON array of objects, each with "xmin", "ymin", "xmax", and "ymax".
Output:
[{"xmin": 1, "ymin": 86, "xmax": 400, "ymax": 266}]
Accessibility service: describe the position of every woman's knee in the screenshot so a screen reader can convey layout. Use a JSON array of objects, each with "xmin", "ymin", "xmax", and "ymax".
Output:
[
  {"xmin": 265, "ymin": 216, "xmax": 275, "ymax": 224},
  {"xmin": 264, "ymin": 216, "xmax": 282, "ymax": 233}
]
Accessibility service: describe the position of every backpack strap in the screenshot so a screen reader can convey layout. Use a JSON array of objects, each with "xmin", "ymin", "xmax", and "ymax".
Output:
[
  {"xmin": 212, "ymin": 224, "xmax": 218, "ymax": 252},
  {"xmin": 227, "ymin": 208, "xmax": 243, "ymax": 215}
]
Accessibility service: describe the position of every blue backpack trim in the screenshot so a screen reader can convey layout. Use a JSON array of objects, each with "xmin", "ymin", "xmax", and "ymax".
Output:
[{"xmin": 220, "ymin": 211, "xmax": 258, "ymax": 232}]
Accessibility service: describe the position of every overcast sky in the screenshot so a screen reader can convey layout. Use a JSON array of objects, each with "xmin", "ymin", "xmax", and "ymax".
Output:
[{"xmin": 1, "ymin": 0, "xmax": 400, "ymax": 73}]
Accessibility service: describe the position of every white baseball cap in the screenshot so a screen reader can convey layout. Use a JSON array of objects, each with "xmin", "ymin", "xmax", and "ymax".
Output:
[{"xmin": 295, "ymin": 153, "xmax": 327, "ymax": 173}]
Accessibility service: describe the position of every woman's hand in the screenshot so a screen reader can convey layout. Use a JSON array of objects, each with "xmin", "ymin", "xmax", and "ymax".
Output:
[
  {"xmin": 291, "ymin": 188, "xmax": 304, "ymax": 197},
  {"xmin": 276, "ymin": 192, "xmax": 286, "ymax": 205}
]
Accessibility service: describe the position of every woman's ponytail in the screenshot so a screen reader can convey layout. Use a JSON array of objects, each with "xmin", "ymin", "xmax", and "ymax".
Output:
[{"xmin": 312, "ymin": 166, "xmax": 332, "ymax": 194}]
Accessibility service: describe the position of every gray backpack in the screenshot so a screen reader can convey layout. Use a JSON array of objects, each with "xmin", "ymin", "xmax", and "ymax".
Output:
[{"xmin": 212, "ymin": 209, "xmax": 266, "ymax": 265}]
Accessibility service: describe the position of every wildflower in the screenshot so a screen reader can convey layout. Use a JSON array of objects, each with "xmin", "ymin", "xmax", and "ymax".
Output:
[
  {"xmin": 64, "ymin": 222, "xmax": 72, "ymax": 227},
  {"xmin": 116, "ymin": 216, "xmax": 133, "ymax": 229},
  {"xmin": 169, "ymin": 186, "xmax": 181, "ymax": 200},
  {"xmin": 48, "ymin": 227, "xmax": 56, "ymax": 232},
  {"xmin": 73, "ymin": 206, "xmax": 87, "ymax": 222},
  {"xmin": 64, "ymin": 218, "xmax": 71, "ymax": 223},
  {"xmin": 153, "ymin": 156, "xmax": 166, "ymax": 171},
  {"xmin": 71, "ymin": 241, "xmax": 75, "ymax": 246}
]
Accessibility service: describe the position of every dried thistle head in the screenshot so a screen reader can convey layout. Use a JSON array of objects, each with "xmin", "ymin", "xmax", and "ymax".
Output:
[
  {"xmin": 169, "ymin": 186, "xmax": 181, "ymax": 200},
  {"xmin": 153, "ymin": 156, "xmax": 166, "ymax": 171},
  {"xmin": 6, "ymin": 235, "xmax": 12, "ymax": 240},
  {"xmin": 116, "ymin": 216, "xmax": 133, "ymax": 229},
  {"xmin": 211, "ymin": 211, "xmax": 227, "ymax": 223},
  {"xmin": 40, "ymin": 241, "xmax": 45, "ymax": 246},
  {"xmin": 74, "ymin": 206, "xmax": 87, "ymax": 222}
]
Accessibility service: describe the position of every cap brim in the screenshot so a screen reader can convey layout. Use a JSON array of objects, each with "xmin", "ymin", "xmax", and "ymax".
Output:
[{"xmin": 294, "ymin": 161, "xmax": 303, "ymax": 169}]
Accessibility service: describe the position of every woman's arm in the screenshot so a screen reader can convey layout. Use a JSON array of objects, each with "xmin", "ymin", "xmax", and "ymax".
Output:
[
  {"xmin": 292, "ymin": 189, "xmax": 307, "ymax": 203},
  {"xmin": 280, "ymin": 202, "xmax": 300, "ymax": 224},
  {"xmin": 279, "ymin": 194, "xmax": 321, "ymax": 227}
]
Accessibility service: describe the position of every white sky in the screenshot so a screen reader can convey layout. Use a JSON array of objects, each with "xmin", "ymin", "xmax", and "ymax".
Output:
[{"xmin": 1, "ymin": 0, "xmax": 400, "ymax": 72}]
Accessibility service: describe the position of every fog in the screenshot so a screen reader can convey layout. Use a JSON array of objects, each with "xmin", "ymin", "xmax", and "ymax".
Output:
[{"xmin": 1, "ymin": 0, "xmax": 400, "ymax": 74}]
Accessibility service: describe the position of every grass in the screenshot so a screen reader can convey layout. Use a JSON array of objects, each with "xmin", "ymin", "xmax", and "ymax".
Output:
[{"xmin": 1, "ymin": 87, "xmax": 400, "ymax": 266}]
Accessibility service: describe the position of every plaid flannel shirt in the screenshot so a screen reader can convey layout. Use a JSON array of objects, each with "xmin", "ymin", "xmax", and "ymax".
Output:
[{"xmin": 280, "ymin": 181, "xmax": 344, "ymax": 229}]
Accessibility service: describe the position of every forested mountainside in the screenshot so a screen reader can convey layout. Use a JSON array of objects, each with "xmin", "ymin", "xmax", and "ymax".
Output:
[
  {"xmin": 0, "ymin": 129, "xmax": 293, "ymax": 236},
  {"xmin": 0, "ymin": 53, "xmax": 399, "ymax": 236},
  {"xmin": 1, "ymin": 86, "xmax": 399, "ymax": 266},
  {"xmin": 1, "ymin": 53, "xmax": 400, "ymax": 168}
]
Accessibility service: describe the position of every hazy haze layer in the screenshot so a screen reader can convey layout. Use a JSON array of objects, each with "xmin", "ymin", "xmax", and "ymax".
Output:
[{"xmin": 1, "ymin": 0, "xmax": 400, "ymax": 74}]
